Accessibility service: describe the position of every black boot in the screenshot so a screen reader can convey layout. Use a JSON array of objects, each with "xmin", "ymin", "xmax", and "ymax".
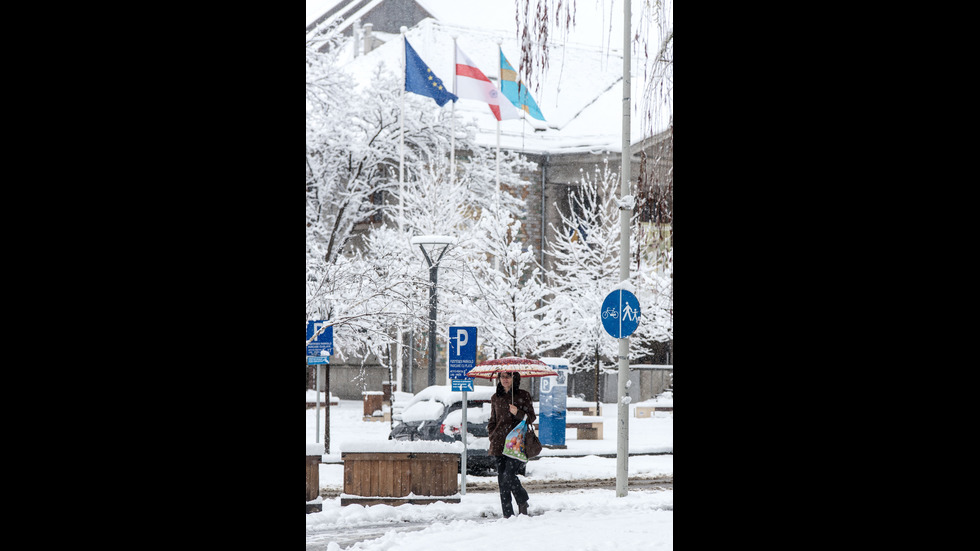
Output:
[{"xmin": 518, "ymin": 502, "xmax": 528, "ymax": 516}]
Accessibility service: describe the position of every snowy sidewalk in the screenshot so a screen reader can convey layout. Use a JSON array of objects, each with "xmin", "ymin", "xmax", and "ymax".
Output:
[{"xmin": 307, "ymin": 486, "xmax": 673, "ymax": 550}]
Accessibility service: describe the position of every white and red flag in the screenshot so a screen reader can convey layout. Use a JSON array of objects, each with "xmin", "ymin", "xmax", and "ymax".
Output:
[{"xmin": 455, "ymin": 44, "xmax": 520, "ymax": 121}]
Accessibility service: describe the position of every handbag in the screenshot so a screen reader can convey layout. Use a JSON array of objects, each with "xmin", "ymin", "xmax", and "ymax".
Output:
[{"xmin": 524, "ymin": 424, "xmax": 542, "ymax": 459}]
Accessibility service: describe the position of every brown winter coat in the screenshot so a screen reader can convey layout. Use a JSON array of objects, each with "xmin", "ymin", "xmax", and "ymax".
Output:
[{"xmin": 487, "ymin": 383, "xmax": 537, "ymax": 456}]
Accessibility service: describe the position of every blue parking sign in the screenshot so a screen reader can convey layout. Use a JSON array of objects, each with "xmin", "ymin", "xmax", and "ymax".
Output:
[
  {"xmin": 601, "ymin": 290, "xmax": 641, "ymax": 339},
  {"xmin": 449, "ymin": 326, "xmax": 477, "ymax": 391},
  {"xmin": 306, "ymin": 320, "xmax": 333, "ymax": 357}
]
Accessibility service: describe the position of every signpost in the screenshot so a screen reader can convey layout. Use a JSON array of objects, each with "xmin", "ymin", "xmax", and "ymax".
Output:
[
  {"xmin": 448, "ymin": 326, "xmax": 476, "ymax": 494},
  {"xmin": 307, "ymin": 321, "xmax": 334, "ymax": 447},
  {"xmin": 539, "ymin": 358, "xmax": 569, "ymax": 447},
  {"xmin": 602, "ymin": 288, "xmax": 640, "ymax": 497}
]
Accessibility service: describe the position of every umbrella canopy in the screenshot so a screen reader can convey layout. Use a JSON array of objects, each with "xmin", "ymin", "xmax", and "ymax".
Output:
[{"xmin": 465, "ymin": 356, "xmax": 559, "ymax": 379}]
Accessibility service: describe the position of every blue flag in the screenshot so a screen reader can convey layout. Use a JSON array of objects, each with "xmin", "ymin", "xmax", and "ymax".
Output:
[
  {"xmin": 405, "ymin": 38, "xmax": 458, "ymax": 107},
  {"xmin": 500, "ymin": 50, "xmax": 546, "ymax": 121}
]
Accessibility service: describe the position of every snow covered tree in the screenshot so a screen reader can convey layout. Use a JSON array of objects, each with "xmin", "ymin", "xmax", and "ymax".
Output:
[
  {"xmin": 536, "ymin": 160, "xmax": 624, "ymax": 373},
  {"xmin": 538, "ymin": 159, "xmax": 672, "ymax": 372},
  {"xmin": 306, "ymin": 26, "xmax": 461, "ymax": 350},
  {"xmin": 392, "ymin": 142, "xmax": 541, "ymax": 366},
  {"xmin": 452, "ymin": 210, "xmax": 550, "ymax": 359},
  {"xmin": 516, "ymin": 0, "xmax": 674, "ymax": 366},
  {"xmin": 306, "ymin": 21, "xmax": 550, "ymax": 377}
]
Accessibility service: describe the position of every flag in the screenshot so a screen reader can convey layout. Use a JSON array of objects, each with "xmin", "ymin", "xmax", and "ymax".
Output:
[
  {"xmin": 405, "ymin": 38, "xmax": 458, "ymax": 107},
  {"xmin": 455, "ymin": 44, "xmax": 520, "ymax": 121},
  {"xmin": 499, "ymin": 50, "xmax": 546, "ymax": 121}
]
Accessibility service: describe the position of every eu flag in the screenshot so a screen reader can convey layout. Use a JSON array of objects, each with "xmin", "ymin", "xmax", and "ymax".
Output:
[{"xmin": 405, "ymin": 38, "xmax": 458, "ymax": 107}]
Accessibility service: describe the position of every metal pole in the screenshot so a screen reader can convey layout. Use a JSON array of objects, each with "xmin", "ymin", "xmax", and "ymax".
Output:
[
  {"xmin": 428, "ymin": 262, "xmax": 437, "ymax": 387},
  {"xmin": 451, "ymin": 36, "xmax": 457, "ymax": 188},
  {"xmin": 315, "ymin": 364, "xmax": 321, "ymax": 443},
  {"xmin": 399, "ymin": 27, "xmax": 407, "ymax": 234},
  {"xmin": 397, "ymin": 326, "xmax": 403, "ymax": 392},
  {"xmin": 616, "ymin": 0, "xmax": 632, "ymax": 498},
  {"xmin": 461, "ymin": 390, "xmax": 467, "ymax": 495},
  {"xmin": 323, "ymin": 364, "xmax": 330, "ymax": 453},
  {"xmin": 408, "ymin": 327, "xmax": 415, "ymax": 393}
]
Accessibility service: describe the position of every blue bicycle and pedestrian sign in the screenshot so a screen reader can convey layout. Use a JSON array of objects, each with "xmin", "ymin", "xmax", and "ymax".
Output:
[{"xmin": 601, "ymin": 289, "xmax": 641, "ymax": 339}]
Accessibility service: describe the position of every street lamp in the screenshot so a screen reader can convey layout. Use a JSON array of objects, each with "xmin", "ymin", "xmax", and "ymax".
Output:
[{"xmin": 411, "ymin": 235, "xmax": 456, "ymax": 387}]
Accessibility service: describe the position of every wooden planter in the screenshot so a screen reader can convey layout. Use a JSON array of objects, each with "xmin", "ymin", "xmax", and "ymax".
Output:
[
  {"xmin": 341, "ymin": 451, "xmax": 460, "ymax": 506},
  {"xmin": 362, "ymin": 391, "xmax": 384, "ymax": 419},
  {"xmin": 306, "ymin": 454, "xmax": 322, "ymax": 513}
]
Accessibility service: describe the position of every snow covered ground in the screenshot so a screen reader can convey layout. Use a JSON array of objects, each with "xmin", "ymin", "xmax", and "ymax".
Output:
[{"xmin": 306, "ymin": 391, "xmax": 673, "ymax": 549}]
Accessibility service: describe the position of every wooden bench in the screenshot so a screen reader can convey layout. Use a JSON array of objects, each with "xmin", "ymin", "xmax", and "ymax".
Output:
[
  {"xmin": 534, "ymin": 415, "xmax": 604, "ymax": 440},
  {"xmin": 566, "ymin": 405, "xmax": 598, "ymax": 416},
  {"xmin": 306, "ymin": 400, "xmax": 339, "ymax": 409},
  {"xmin": 635, "ymin": 406, "xmax": 673, "ymax": 418}
]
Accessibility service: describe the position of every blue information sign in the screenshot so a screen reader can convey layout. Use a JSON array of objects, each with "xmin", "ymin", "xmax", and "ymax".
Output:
[
  {"xmin": 539, "ymin": 358, "xmax": 568, "ymax": 446},
  {"xmin": 601, "ymin": 290, "xmax": 641, "ymax": 339},
  {"xmin": 306, "ymin": 320, "xmax": 333, "ymax": 357},
  {"xmin": 449, "ymin": 326, "xmax": 477, "ymax": 391}
]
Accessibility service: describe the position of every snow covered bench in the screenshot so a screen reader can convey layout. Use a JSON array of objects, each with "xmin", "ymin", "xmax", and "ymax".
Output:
[
  {"xmin": 305, "ymin": 390, "xmax": 338, "ymax": 408},
  {"xmin": 635, "ymin": 406, "xmax": 673, "ymax": 418}
]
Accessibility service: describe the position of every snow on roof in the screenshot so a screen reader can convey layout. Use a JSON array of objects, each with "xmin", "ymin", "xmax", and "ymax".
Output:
[{"xmin": 321, "ymin": 0, "xmax": 669, "ymax": 155}]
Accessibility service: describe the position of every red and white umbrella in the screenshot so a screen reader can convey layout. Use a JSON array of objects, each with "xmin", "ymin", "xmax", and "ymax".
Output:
[
  {"xmin": 466, "ymin": 357, "xmax": 559, "ymax": 403},
  {"xmin": 465, "ymin": 356, "xmax": 559, "ymax": 379}
]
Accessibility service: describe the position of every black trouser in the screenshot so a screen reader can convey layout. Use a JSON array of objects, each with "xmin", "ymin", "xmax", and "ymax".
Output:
[{"xmin": 495, "ymin": 455, "xmax": 529, "ymax": 517}]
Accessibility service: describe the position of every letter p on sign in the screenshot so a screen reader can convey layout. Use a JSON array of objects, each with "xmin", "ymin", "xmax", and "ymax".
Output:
[{"xmin": 456, "ymin": 329, "xmax": 468, "ymax": 355}]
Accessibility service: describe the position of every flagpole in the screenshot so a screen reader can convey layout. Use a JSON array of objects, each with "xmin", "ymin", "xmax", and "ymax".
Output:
[
  {"xmin": 400, "ymin": 27, "xmax": 407, "ymax": 235},
  {"xmin": 495, "ymin": 39, "xmax": 502, "ymax": 218},
  {"xmin": 451, "ymin": 35, "xmax": 458, "ymax": 188},
  {"xmin": 494, "ymin": 39, "xmax": 503, "ymax": 272},
  {"xmin": 398, "ymin": 26, "xmax": 407, "ymax": 394}
]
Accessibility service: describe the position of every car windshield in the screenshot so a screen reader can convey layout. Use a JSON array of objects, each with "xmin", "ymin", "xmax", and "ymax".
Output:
[{"xmin": 399, "ymin": 401, "xmax": 445, "ymax": 423}]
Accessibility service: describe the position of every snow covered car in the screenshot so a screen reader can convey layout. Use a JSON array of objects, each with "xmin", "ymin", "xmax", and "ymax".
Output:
[{"xmin": 389, "ymin": 385, "xmax": 523, "ymax": 476}]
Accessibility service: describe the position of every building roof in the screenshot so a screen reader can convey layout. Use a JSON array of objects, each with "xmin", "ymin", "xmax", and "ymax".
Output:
[{"xmin": 309, "ymin": 0, "xmax": 671, "ymax": 156}]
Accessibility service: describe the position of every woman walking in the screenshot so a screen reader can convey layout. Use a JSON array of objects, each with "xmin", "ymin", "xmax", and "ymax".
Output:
[{"xmin": 486, "ymin": 371, "xmax": 537, "ymax": 518}]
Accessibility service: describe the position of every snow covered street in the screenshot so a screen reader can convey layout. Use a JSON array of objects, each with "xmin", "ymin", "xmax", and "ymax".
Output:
[
  {"xmin": 307, "ymin": 396, "xmax": 673, "ymax": 549},
  {"xmin": 307, "ymin": 488, "xmax": 672, "ymax": 550}
]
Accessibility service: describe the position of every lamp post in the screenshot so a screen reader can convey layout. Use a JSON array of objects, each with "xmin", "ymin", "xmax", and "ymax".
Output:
[{"xmin": 411, "ymin": 235, "xmax": 456, "ymax": 387}]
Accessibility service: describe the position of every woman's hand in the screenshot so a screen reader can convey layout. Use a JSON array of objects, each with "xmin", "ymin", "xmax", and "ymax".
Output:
[{"xmin": 509, "ymin": 404, "xmax": 518, "ymax": 415}]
